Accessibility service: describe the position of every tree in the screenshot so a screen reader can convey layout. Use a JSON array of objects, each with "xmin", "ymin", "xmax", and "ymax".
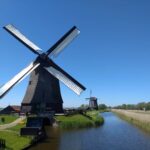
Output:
[
  {"xmin": 98, "ymin": 104, "xmax": 107, "ymax": 110},
  {"xmin": 80, "ymin": 104, "xmax": 89, "ymax": 109},
  {"xmin": 114, "ymin": 101, "xmax": 150, "ymax": 111},
  {"xmin": 137, "ymin": 102, "xmax": 146, "ymax": 110}
]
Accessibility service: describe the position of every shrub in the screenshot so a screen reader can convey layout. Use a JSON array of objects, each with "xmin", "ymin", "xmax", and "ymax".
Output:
[{"xmin": 1, "ymin": 117, "xmax": 5, "ymax": 123}]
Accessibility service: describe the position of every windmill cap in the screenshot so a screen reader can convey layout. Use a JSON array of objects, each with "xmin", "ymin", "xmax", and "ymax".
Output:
[{"xmin": 91, "ymin": 97, "xmax": 97, "ymax": 100}]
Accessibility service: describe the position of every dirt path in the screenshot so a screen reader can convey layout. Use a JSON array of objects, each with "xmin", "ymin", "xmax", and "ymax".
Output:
[{"xmin": 0, "ymin": 116, "xmax": 26, "ymax": 130}]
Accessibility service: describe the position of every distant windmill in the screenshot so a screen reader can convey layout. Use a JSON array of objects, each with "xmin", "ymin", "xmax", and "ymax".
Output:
[
  {"xmin": 0, "ymin": 24, "xmax": 86, "ymax": 113},
  {"xmin": 85, "ymin": 90, "xmax": 99, "ymax": 110}
]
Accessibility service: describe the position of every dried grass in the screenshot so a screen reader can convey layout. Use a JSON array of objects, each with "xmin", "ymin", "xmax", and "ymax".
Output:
[
  {"xmin": 112, "ymin": 109, "xmax": 150, "ymax": 132},
  {"xmin": 112, "ymin": 109, "xmax": 150, "ymax": 123}
]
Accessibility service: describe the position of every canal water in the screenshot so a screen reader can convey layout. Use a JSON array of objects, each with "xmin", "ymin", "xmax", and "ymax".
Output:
[{"xmin": 30, "ymin": 112, "xmax": 150, "ymax": 150}]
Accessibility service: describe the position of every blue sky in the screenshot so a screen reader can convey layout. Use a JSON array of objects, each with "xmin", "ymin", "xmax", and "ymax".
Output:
[{"xmin": 0, "ymin": 0, "xmax": 150, "ymax": 107}]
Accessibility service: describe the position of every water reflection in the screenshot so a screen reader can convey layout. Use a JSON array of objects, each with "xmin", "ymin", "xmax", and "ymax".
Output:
[{"xmin": 30, "ymin": 127, "xmax": 60, "ymax": 150}]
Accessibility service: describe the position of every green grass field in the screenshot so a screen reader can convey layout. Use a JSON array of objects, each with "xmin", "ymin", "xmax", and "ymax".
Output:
[{"xmin": 0, "ymin": 115, "xmax": 18, "ymax": 125}]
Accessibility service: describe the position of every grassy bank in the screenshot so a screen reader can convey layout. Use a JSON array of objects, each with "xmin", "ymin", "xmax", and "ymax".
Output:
[
  {"xmin": 86, "ymin": 110, "xmax": 104, "ymax": 126},
  {"xmin": 113, "ymin": 109, "xmax": 150, "ymax": 133},
  {"xmin": 55, "ymin": 111, "xmax": 104, "ymax": 129}
]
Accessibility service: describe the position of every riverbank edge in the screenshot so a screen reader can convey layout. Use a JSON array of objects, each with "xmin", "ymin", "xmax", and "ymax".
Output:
[
  {"xmin": 112, "ymin": 110, "xmax": 150, "ymax": 133},
  {"xmin": 55, "ymin": 111, "xmax": 104, "ymax": 129}
]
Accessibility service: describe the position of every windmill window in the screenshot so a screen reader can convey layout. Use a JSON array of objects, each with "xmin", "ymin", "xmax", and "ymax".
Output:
[{"xmin": 29, "ymin": 81, "xmax": 32, "ymax": 85}]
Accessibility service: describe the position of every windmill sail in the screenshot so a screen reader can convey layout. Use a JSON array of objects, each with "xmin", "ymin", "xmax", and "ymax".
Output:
[
  {"xmin": 44, "ymin": 63, "xmax": 86, "ymax": 95},
  {"xmin": 46, "ymin": 26, "xmax": 80, "ymax": 57},
  {"xmin": 4, "ymin": 24, "xmax": 43, "ymax": 55},
  {"xmin": 1, "ymin": 24, "xmax": 85, "ymax": 100},
  {"xmin": 0, "ymin": 62, "xmax": 40, "ymax": 98}
]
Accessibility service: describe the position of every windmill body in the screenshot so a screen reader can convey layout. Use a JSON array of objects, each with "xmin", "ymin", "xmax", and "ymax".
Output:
[
  {"xmin": 86, "ymin": 91, "xmax": 98, "ymax": 110},
  {"xmin": 0, "ymin": 24, "xmax": 86, "ymax": 114},
  {"xmin": 89, "ymin": 97, "xmax": 98, "ymax": 110},
  {"xmin": 21, "ymin": 66, "xmax": 63, "ymax": 113}
]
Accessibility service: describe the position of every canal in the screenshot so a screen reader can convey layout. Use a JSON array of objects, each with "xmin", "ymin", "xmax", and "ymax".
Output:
[{"xmin": 30, "ymin": 112, "xmax": 150, "ymax": 150}]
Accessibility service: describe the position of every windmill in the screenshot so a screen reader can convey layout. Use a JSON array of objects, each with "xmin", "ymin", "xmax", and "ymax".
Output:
[
  {"xmin": 0, "ymin": 24, "xmax": 86, "ymax": 114},
  {"xmin": 85, "ymin": 90, "xmax": 99, "ymax": 110}
]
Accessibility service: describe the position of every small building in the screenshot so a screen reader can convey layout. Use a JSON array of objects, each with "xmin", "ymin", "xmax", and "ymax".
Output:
[{"xmin": 0, "ymin": 105, "xmax": 21, "ymax": 114}]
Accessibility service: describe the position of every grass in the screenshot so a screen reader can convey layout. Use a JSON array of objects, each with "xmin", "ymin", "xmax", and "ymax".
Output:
[
  {"xmin": 86, "ymin": 110, "xmax": 104, "ymax": 126},
  {"xmin": 56, "ymin": 114, "xmax": 93, "ymax": 129},
  {"xmin": 0, "ymin": 115, "xmax": 18, "ymax": 125},
  {"xmin": 55, "ymin": 111, "xmax": 104, "ymax": 129},
  {"xmin": 113, "ymin": 110, "xmax": 150, "ymax": 133},
  {"xmin": 0, "ymin": 130, "xmax": 31, "ymax": 150}
]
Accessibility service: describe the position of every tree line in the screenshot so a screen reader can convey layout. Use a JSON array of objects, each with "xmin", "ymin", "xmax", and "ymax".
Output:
[{"xmin": 114, "ymin": 102, "xmax": 150, "ymax": 111}]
